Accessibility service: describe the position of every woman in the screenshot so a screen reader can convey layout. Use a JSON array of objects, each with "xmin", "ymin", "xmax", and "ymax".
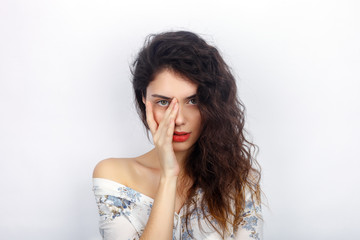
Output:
[{"xmin": 93, "ymin": 31, "xmax": 262, "ymax": 240}]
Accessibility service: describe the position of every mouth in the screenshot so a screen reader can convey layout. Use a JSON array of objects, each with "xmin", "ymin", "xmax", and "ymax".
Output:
[{"xmin": 173, "ymin": 131, "xmax": 191, "ymax": 142}]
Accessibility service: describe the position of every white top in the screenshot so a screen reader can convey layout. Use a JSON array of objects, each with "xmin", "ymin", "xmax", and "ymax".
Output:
[{"xmin": 93, "ymin": 178, "xmax": 263, "ymax": 240}]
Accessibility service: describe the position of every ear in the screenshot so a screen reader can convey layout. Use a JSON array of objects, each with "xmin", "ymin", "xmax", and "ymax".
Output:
[{"xmin": 142, "ymin": 96, "xmax": 146, "ymax": 105}]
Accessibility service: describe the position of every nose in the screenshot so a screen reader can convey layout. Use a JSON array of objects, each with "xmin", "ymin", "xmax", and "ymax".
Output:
[{"xmin": 175, "ymin": 104, "xmax": 185, "ymax": 126}]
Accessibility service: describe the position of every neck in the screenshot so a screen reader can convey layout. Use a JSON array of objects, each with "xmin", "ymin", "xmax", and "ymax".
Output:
[
  {"xmin": 146, "ymin": 148, "xmax": 193, "ymax": 197},
  {"xmin": 146, "ymin": 148, "xmax": 190, "ymax": 171},
  {"xmin": 174, "ymin": 150, "xmax": 189, "ymax": 169}
]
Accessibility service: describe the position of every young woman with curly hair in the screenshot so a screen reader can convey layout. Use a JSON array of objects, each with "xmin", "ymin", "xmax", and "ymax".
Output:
[{"xmin": 93, "ymin": 31, "xmax": 263, "ymax": 240}]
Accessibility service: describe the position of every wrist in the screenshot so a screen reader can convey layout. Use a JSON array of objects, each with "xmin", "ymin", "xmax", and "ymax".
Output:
[
  {"xmin": 159, "ymin": 175, "xmax": 178, "ymax": 188},
  {"xmin": 156, "ymin": 175, "xmax": 178, "ymax": 199},
  {"xmin": 160, "ymin": 174, "xmax": 178, "ymax": 182},
  {"xmin": 160, "ymin": 168, "xmax": 180, "ymax": 179}
]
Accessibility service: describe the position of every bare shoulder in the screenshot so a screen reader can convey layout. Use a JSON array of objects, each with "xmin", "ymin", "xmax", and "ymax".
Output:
[
  {"xmin": 92, "ymin": 158, "xmax": 134, "ymax": 185},
  {"xmin": 92, "ymin": 150, "xmax": 160, "ymax": 197}
]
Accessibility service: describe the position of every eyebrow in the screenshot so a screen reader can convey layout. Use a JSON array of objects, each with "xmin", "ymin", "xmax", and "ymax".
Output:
[{"xmin": 151, "ymin": 94, "xmax": 197, "ymax": 100}]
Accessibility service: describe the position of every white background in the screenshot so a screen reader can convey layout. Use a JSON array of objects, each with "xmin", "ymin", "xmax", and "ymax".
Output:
[{"xmin": 1, "ymin": 0, "xmax": 359, "ymax": 239}]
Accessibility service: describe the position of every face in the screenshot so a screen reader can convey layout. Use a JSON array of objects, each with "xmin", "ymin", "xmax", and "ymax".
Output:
[{"xmin": 144, "ymin": 69, "xmax": 202, "ymax": 153}]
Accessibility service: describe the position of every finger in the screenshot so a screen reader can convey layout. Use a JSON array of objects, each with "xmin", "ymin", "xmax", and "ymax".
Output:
[
  {"xmin": 159, "ymin": 101, "xmax": 178, "ymax": 140},
  {"xmin": 145, "ymin": 101, "xmax": 157, "ymax": 135},
  {"xmin": 163, "ymin": 98, "xmax": 178, "ymax": 122},
  {"xmin": 163, "ymin": 100, "xmax": 179, "ymax": 129},
  {"xmin": 156, "ymin": 99, "xmax": 178, "ymax": 141},
  {"xmin": 166, "ymin": 103, "xmax": 178, "ymax": 138},
  {"xmin": 157, "ymin": 98, "xmax": 177, "ymax": 130},
  {"xmin": 169, "ymin": 101, "xmax": 179, "ymax": 122},
  {"xmin": 164, "ymin": 98, "xmax": 177, "ymax": 118}
]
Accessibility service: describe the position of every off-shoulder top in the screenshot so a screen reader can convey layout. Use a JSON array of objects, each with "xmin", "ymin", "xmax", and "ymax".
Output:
[{"xmin": 93, "ymin": 178, "xmax": 263, "ymax": 240}]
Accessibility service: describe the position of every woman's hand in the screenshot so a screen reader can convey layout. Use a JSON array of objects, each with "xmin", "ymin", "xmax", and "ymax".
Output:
[
  {"xmin": 146, "ymin": 98, "xmax": 180, "ymax": 178},
  {"xmin": 140, "ymin": 99, "xmax": 179, "ymax": 240}
]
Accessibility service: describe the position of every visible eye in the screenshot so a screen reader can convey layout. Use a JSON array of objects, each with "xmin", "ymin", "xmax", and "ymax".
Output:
[
  {"xmin": 188, "ymin": 98, "xmax": 197, "ymax": 105},
  {"xmin": 157, "ymin": 100, "xmax": 169, "ymax": 107}
]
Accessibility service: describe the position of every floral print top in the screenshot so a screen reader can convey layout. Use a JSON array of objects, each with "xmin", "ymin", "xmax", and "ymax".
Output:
[{"xmin": 93, "ymin": 178, "xmax": 263, "ymax": 240}]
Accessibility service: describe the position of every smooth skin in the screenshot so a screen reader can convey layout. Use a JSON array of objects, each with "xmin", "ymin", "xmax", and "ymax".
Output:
[
  {"xmin": 93, "ymin": 69, "xmax": 202, "ymax": 239},
  {"xmin": 140, "ymin": 98, "xmax": 179, "ymax": 240}
]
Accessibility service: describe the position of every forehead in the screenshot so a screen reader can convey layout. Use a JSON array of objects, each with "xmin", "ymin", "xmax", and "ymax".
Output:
[{"xmin": 147, "ymin": 69, "xmax": 197, "ymax": 97}]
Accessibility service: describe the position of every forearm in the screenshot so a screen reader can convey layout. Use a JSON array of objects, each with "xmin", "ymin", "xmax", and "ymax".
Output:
[{"xmin": 140, "ymin": 176, "xmax": 177, "ymax": 240}]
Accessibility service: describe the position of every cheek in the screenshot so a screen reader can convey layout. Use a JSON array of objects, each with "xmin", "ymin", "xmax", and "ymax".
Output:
[
  {"xmin": 195, "ymin": 117, "xmax": 202, "ymax": 131},
  {"xmin": 153, "ymin": 109, "xmax": 165, "ymax": 125},
  {"xmin": 189, "ymin": 110, "xmax": 202, "ymax": 129}
]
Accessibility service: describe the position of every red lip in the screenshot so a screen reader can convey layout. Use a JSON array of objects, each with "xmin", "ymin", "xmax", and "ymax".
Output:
[{"xmin": 173, "ymin": 131, "xmax": 191, "ymax": 142}]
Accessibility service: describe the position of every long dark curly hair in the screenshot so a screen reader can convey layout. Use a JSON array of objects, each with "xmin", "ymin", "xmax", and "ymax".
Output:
[{"xmin": 131, "ymin": 31, "xmax": 261, "ymax": 238}]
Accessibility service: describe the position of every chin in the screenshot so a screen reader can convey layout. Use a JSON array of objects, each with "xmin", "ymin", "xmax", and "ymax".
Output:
[
  {"xmin": 172, "ymin": 143, "xmax": 192, "ymax": 153},
  {"xmin": 172, "ymin": 141, "xmax": 197, "ymax": 153}
]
